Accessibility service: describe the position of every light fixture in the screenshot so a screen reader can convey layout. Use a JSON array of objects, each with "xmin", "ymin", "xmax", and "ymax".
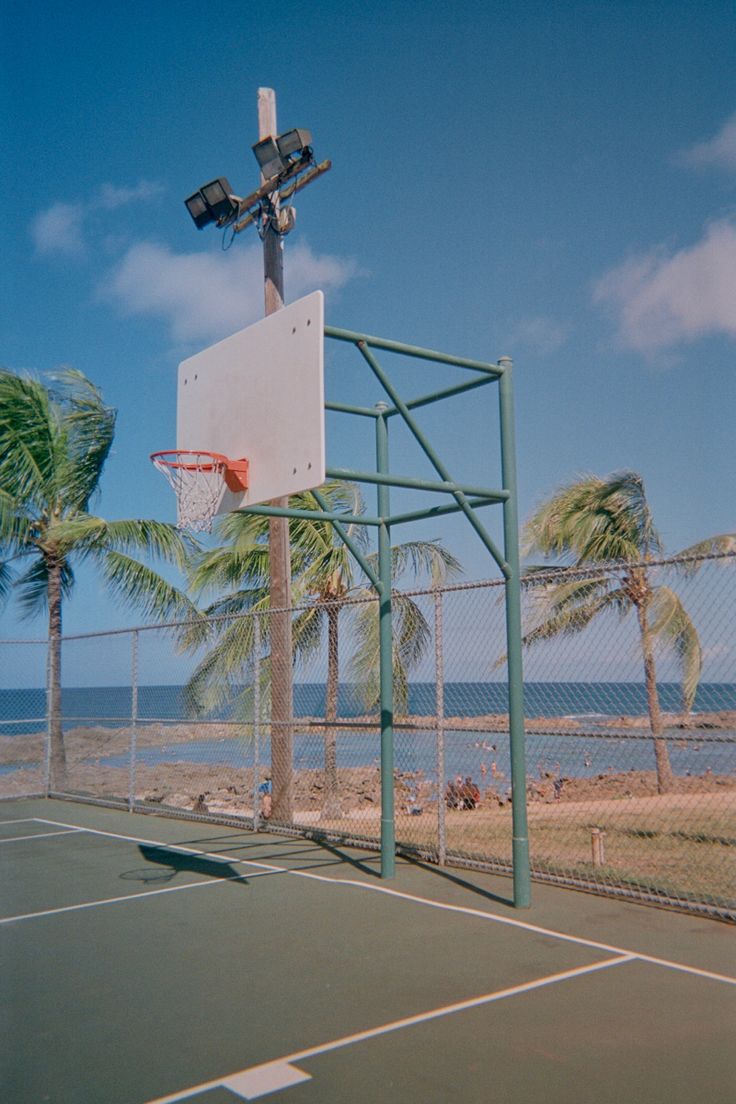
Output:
[
  {"xmin": 184, "ymin": 177, "xmax": 239, "ymax": 229},
  {"xmin": 252, "ymin": 128, "xmax": 313, "ymax": 182},
  {"xmin": 276, "ymin": 128, "xmax": 312, "ymax": 159},
  {"xmin": 184, "ymin": 190, "xmax": 213, "ymax": 230},
  {"xmin": 252, "ymin": 137, "xmax": 286, "ymax": 181},
  {"xmin": 184, "ymin": 127, "xmax": 324, "ymax": 236}
]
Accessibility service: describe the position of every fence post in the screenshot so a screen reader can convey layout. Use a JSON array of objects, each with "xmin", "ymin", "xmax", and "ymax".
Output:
[
  {"xmin": 434, "ymin": 587, "xmax": 446, "ymax": 865},
  {"xmin": 253, "ymin": 612, "xmax": 261, "ymax": 831},
  {"xmin": 43, "ymin": 638, "xmax": 52, "ymax": 796},
  {"xmin": 129, "ymin": 631, "xmax": 139, "ymax": 812}
]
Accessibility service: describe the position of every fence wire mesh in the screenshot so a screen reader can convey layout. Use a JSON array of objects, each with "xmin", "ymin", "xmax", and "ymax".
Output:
[{"xmin": 1, "ymin": 552, "xmax": 733, "ymax": 919}]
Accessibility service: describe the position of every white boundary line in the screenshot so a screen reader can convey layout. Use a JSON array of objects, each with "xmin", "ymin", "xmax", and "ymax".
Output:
[
  {"xmin": 0, "ymin": 818, "xmax": 45, "ymax": 825},
  {"xmin": 0, "ymin": 871, "xmax": 279, "ymax": 926},
  {"xmin": 0, "ymin": 828, "xmax": 84, "ymax": 844},
  {"xmin": 144, "ymin": 956, "xmax": 636, "ymax": 1104},
  {"xmin": 18, "ymin": 816, "xmax": 736, "ymax": 988}
]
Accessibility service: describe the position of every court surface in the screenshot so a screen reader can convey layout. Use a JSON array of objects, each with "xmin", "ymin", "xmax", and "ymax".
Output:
[{"xmin": 2, "ymin": 798, "xmax": 734, "ymax": 1104}]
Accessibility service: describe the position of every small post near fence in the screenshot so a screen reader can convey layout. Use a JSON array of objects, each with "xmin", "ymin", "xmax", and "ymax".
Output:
[
  {"xmin": 43, "ymin": 640, "xmax": 52, "ymax": 796},
  {"xmin": 129, "ymin": 631, "xmax": 139, "ymax": 812},
  {"xmin": 253, "ymin": 613, "xmax": 261, "ymax": 831},
  {"xmin": 591, "ymin": 827, "xmax": 606, "ymax": 867},
  {"xmin": 434, "ymin": 587, "xmax": 447, "ymax": 865}
]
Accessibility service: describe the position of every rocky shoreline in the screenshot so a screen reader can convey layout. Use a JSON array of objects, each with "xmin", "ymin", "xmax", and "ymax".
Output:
[
  {"xmin": 3, "ymin": 755, "xmax": 734, "ymax": 818},
  {"xmin": 2, "ymin": 709, "xmax": 735, "ymax": 769}
]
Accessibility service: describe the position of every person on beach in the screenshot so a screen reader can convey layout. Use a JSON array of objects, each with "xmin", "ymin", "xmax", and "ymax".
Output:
[{"xmin": 259, "ymin": 775, "xmax": 272, "ymax": 819}]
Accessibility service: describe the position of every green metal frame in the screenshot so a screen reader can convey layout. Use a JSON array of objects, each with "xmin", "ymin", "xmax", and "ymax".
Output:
[{"xmin": 243, "ymin": 326, "xmax": 531, "ymax": 908}]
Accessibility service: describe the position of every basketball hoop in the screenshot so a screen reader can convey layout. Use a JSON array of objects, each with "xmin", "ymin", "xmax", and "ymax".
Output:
[{"xmin": 150, "ymin": 450, "xmax": 249, "ymax": 533}]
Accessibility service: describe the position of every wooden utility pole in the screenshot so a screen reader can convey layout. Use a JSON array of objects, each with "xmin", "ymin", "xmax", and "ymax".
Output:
[{"xmin": 258, "ymin": 86, "xmax": 293, "ymax": 822}]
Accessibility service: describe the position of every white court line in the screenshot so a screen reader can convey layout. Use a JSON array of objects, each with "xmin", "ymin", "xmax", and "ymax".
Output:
[
  {"xmin": 0, "ymin": 867, "xmax": 285, "ymax": 926},
  {"xmin": 0, "ymin": 818, "xmax": 46, "ymax": 825},
  {"xmin": 28, "ymin": 816, "xmax": 736, "ymax": 987},
  {"xmin": 144, "ymin": 955, "xmax": 636, "ymax": 1104},
  {"xmin": 0, "ymin": 828, "xmax": 84, "ymax": 844}
]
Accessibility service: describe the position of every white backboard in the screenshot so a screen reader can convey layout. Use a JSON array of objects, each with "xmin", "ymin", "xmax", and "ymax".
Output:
[{"xmin": 176, "ymin": 290, "xmax": 325, "ymax": 520}]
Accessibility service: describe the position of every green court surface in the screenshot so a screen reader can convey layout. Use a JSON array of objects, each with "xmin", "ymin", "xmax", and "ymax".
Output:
[{"xmin": 2, "ymin": 799, "xmax": 734, "ymax": 1104}]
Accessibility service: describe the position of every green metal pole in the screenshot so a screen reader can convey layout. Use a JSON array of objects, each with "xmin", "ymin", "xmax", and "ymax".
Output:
[
  {"xmin": 498, "ymin": 356, "xmax": 531, "ymax": 908},
  {"xmin": 375, "ymin": 402, "xmax": 395, "ymax": 879},
  {"xmin": 355, "ymin": 342, "xmax": 510, "ymax": 576}
]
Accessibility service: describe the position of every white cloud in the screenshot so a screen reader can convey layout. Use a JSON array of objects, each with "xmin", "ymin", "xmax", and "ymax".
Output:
[
  {"xmin": 97, "ymin": 180, "xmax": 165, "ymax": 210},
  {"xmin": 30, "ymin": 181, "xmax": 164, "ymax": 256},
  {"xmin": 100, "ymin": 239, "xmax": 357, "ymax": 344},
  {"xmin": 31, "ymin": 202, "xmax": 86, "ymax": 256},
  {"xmin": 593, "ymin": 220, "xmax": 736, "ymax": 352},
  {"xmin": 679, "ymin": 111, "xmax": 736, "ymax": 172},
  {"xmin": 503, "ymin": 315, "xmax": 567, "ymax": 355}
]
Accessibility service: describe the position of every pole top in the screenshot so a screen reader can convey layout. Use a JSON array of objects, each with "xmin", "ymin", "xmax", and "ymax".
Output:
[{"xmin": 498, "ymin": 355, "xmax": 512, "ymax": 366}]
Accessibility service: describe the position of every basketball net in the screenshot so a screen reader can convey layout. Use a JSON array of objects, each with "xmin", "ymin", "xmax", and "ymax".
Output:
[{"xmin": 151, "ymin": 450, "xmax": 230, "ymax": 533}]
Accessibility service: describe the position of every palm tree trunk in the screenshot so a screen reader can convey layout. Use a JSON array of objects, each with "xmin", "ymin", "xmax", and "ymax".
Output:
[
  {"xmin": 47, "ymin": 556, "xmax": 66, "ymax": 790},
  {"xmin": 636, "ymin": 602, "xmax": 674, "ymax": 794},
  {"xmin": 321, "ymin": 604, "xmax": 341, "ymax": 820}
]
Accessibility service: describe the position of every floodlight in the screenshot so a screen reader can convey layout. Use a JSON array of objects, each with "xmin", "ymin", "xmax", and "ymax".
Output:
[
  {"xmin": 184, "ymin": 190, "xmax": 214, "ymax": 230},
  {"xmin": 252, "ymin": 137, "xmax": 287, "ymax": 181},
  {"xmin": 200, "ymin": 178, "xmax": 238, "ymax": 223},
  {"xmin": 276, "ymin": 128, "xmax": 312, "ymax": 159}
]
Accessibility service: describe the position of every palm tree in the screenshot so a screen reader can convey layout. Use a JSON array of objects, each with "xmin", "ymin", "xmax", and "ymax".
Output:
[
  {"xmin": 184, "ymin": 480, "xmax": 461, "ymax": 819},
  {"xmin": 521, "ymin": 471, "xmax": 735, "ymax": 793},
  {"xmin": 0, "ymin": 368, "xmax": 200, "ymax": 787}
]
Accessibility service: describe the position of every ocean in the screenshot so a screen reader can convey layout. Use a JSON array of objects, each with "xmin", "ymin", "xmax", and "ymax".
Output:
[
  {"xmin": 1, "ymin": 680, "xmax": 735, "ymax": 729},
  {"xmin": 2, "ymin": 682, "xmax": 734, "ymax": 783}
]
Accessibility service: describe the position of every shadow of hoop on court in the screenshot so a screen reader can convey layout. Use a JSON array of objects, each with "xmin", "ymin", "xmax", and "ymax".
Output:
[{"xmin": 119, "ymin": 844, "xmax": 249, "ymax": 886}]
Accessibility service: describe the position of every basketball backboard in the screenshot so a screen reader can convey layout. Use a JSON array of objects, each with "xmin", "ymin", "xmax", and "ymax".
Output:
[{"xmin": 174, "ymin": 290, "xmax": 325, "ymax": 523}]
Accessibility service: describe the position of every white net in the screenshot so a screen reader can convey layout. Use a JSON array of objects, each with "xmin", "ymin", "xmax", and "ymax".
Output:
[{"xmin": 151, "ymin": 451, "xmax": 226, "ymax": 533}]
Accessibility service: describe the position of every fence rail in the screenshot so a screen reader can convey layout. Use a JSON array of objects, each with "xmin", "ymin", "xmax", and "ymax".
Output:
[{"xmin": 2, "ymin": 552, "xmax": 734, "ymax": 920}]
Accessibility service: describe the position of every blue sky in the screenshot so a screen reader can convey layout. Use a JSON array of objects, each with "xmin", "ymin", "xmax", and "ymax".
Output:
[{"xmin": 1, "ymin": 0, "xmax": 735, "ymax": 649}]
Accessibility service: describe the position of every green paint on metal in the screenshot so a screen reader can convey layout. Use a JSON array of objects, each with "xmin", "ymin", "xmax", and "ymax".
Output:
[
  {"xmin": 243, "ymin": 502, "xmax": 382, "ymax": 527},
  {"xmin": 324, "ymin": 324, "xmax": 504, "ymax": 376},
  {"xmin": 326, "ymin": 466, "xmax": 508, "ymax": 502},
  {"xmin": 310, "ymin": 488, "xmax": 382, "ymax": 592},
  {"xmin": 355, "ymin": 341, "xmax": 510, "ymax": 576},
  {"xmin": 375, "ymin": 405, "xmax": 395, "ymax": 879},
  {"xmin": 385, "ymin": 372, "xmax": 497, "ymax": 415},
  {"xmin": 387, "ymin": 496, "xmax": 501, "ymax": 528},
  {"xmin": 325, "ymin": 400, "xmax": 381, "ymax": 418},
  {"xmin": 499, "ymin": 357, "xmax": 531, "ymax": 909},
  {"xmin": 228, "ymin": 324, "xmax": 530, "ymax": 902}
]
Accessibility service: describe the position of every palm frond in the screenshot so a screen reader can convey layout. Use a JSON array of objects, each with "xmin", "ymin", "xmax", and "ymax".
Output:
[
  {"xmin": 347, "ymin": 591, "xmax": 429, "ymax": 714},
  {"xmin": 14, "ymin": 556, "xmax": 75, "ymax": 619},
  {"xmin": 392, "ymin": 592, "xmax": 432, "ymax": 669},
  {"xmin": 0, "ymin": 558, "xmax": 17, "ymax": 609},
  {"xmin": 349, "ymin": 598, "xmax": 381, "ymax": 712},
  {"xmin": 48, "ymin": 369, "xmax": 116, "ymax": 510},
  {"xmin": 522, "ymin": 590, "xmax": 620, "ymax": 647},
  {"xmin": 393, "ymin": 540, "xmax": 463, "ymax": 586},
  {"xmin": 94, "ymin": 518, "xmax": 198, "ymax": 569},
  {"xmin": 523, "ymin": 470, "xmax": 662, "ymax": 564},
  {"xmin": 189, "ymin": 543, "xmax": 272, "ymax": 596},
  {"xmin": 292, "ymin": 604, "xmax": 325, "ymax": 662},
  {"xmin": 648, "ymin": 586, "xmax": 702, "ymax": 711},
  {"xmin": 0, "ymin": 370, "xmax": 56, "ymax": 505},
  {"xmin": 0, "ymin": 491, "xmax": 36, "ymax": 555},
  {"xmin": 182, "ymin": 615, "xmax": 259, "ymax": 716},
  {"xmin": 673, "ymin": 534, "xmax": 736, "ymax": 575},
  {"xmin": 100, "ymin": 550, "xmax": 200, "ymax": 622}
]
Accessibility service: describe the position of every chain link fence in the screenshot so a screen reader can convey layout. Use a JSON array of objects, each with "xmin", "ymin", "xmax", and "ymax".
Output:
[{"xmin": 1, "ymin": 552, "xmax": 733, "ymax": 919}]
